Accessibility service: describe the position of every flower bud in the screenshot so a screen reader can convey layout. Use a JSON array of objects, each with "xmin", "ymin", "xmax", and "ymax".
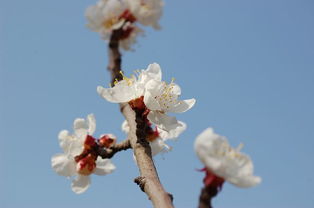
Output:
[{"xmin": 98, "ymin": 134, "xmax": 117, "ymax": 148}]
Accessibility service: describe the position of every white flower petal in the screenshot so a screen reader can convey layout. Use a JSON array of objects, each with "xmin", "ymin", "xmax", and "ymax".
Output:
[
  {"xmin": 144, "ymin": 79, "xmax": 162, "ymax": 92},
  {"xmin": 73, "ymin": 118, "xmax": 89, "ymax": 139},
  {"xmin": 58, "ymin": 130, "xmax": 72, "ymax": 153},
  {"xmin": 68, "ymin": 140, "xmax": 84, "ymax": 157},
  {"xmin": 150, "ymin": 138, "xmax": 171, "ymax": 156},
  {"xmin": 140, "ymin": 63, "xmax": 162, "ymax": 82},
  {"xmin": 94, "ymin": 159, "xmax": 116, "ymax": 175},
  {"xmin": 85, "ymin": 6, "xmax": 102, "ymax": 31},
  {"xmin": 112, "ymin": 19, "xmax": 125, "ymax": 30},
  {"xmin": 97, "ymin": 81, "xmax": 136, "ymax": 103},
  {"xmin": 171, "ymin": 83, "xmax": 181, "ymax": 96},
  {"xmin": 51, "ymin": 153, "xmax": 76, "ymax": 177},
  {"xmin": 71, "ymin": 175, "xmax": 91, "ymax": 194},
  {"xmin": 227, "ymin": 174, "xmax": 262, "ymax": 188},
  {"xmin": 146, "ymin": 63, "xmax": 162, "ymax": 80},
  {"xmin": 87, "ymin": 114, "xmax": 96, "ymax": 135},
  {"xmin": 144, "ymin": 90, "xmax": 161, "ymax": 111},
  {"xmin": 127, "ymin": 0, "xmax": 163, "ymax": 28},
  {"xmin": 157, "ymin": 121, "xmax": 186, "ymax": 139},
  {"xmin": 168, "ymin": 98, "xmax": 196, "ymax": 113},
  {"xmin": 147, "ymin": 111, "xmax": 181, "ymax": 132}
]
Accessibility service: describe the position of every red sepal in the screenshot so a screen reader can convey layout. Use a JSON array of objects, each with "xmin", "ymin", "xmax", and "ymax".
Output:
[{"xmin": 200, "ymin": 168, "xmax": 225, "ymax": 190}]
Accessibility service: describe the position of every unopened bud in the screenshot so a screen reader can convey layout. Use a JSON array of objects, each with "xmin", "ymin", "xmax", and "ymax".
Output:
[{"xmin": 98, "ymin": 134, "xmax": 117, "ymax": 148}]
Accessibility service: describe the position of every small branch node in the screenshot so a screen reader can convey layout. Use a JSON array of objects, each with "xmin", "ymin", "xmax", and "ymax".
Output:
[
  {"xmin": 167, "ymin": 193, "xmax": 174, "ymax": 202},
  {"xmin": 134, "ymin": 176, "xmax": 146, "ymax": 192}
]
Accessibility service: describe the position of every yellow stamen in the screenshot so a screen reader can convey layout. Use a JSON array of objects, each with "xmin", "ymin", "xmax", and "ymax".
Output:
[
  {"xmin": 103, "ymin": 17, "xmax": 119, "ymax": 29},
  {"xmin": 119, "ymin": 71, "xmax": 133, "ymax": 86},
  {"xmin": 236, "ymin": 143, "xmax": 244, "ymax": 152}
]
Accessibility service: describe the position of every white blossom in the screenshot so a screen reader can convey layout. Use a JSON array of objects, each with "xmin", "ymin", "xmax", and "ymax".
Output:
[
  {"xmin": 126, "ymin": 0, "xmax": 163, "ymax": 29},
  {"xmin": 51, "ymin": 114, "xmax": 116, "ymax": 194},
  {"xmin": 85, "ymin": 0, "xmax": 163, "ymax": 50},
  {"xmin": 85, "ymin": 0, "xmax": 128, "ymax": 39},
  {"xmin": 194, "ymin": 128, "xmax": 261, "ymax": 188},
  {"xmin": 144, "ymin": 78, "xmax": 195, "ymax": 132},
  {"xmin": 97, "ymin": 63, "xmax": 161, "ymax": 103},
  {"xmin": 121, "ymin": 120, "xmax": 175, "ymax": 156},
  {"xmin": 98, "ymin": 63, "xmax": 195, "ymax": 134}
]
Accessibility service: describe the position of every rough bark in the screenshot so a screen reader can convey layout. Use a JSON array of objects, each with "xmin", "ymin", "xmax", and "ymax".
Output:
[{"xmin": 107, "ymin": 29, "xmax": 174, "ymax": 208}]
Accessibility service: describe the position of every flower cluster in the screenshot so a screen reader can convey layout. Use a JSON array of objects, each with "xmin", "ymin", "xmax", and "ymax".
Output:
[
  {"xmin": 51, "ymin": 114, "xmax": 116, "ymax": 194},
  {"xmin": 85, "ymin": 0, "xmax": 163, "ymax": 50},
  {"xmin": 194, "ymin": 128, "xmax": 261, "ymax": 190},
  {"xmin": 98, "ymin": 63, "xmax": 195, "ymax": 135}
]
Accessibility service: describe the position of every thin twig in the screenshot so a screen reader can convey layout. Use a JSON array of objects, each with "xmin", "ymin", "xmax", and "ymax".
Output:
[
  {"xmin": 98, "ymin": 139, "xmax": 131, "ymax": 159},
  {"xmin": 107, "ymin": 28, "xmax": 174, "ymax": 208},
  {"xmin": 198, "ymin": 186, "xmax": 218, "ymax": 208}
]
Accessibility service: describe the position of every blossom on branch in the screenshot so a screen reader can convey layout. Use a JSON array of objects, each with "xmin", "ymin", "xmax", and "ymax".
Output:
[
  {"xmin": 122, "ymin": 119, "xmax": 168, "ymax": 156},
  {"xmin": 122, "ymin": 119, "xmax": 186, "ymax": 156},
  {"xmin": 51, "ymin": 114, "xmax": 116, "ymax": 194},
  {"xmin": 194, "ymin": 128, "xmax": 261, "ymax": 188},
  {"xmin": 97, "ymin": 63, "xmax": 195, "ymax": 134},
  {"xmin": 85, "ymin": 0, "xmax": 163, "ymax": 50},
  {"xmin": 97, "ymin": 63, "xmax": 161, "ymax": 103},
  {"xmin": 143, "ymin": 78, "xmax": 195, "ymax": 133},
  {"xmin": 127, "ymin": 0, "xmax": 163, "ymax": 29}
]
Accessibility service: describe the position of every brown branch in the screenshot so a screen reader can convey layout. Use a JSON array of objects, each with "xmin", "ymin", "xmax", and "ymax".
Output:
[
  {"xmin": 198, "ymin": 186, "xmax": 218, "ymax": 208},
  {"xmin": 108, "ymin": 30, "xmax": 123, "ymax": 84},
  {"xmin": 121, "ymin": 104, "xmax": 174, "ymax": 208},
  {"xmin": 98, "ymin": 139, "xmax": 131, "ymax": 159},
  {"xmin": 107, "ymin": 29, "xmax": 174, "ymax": 208}
]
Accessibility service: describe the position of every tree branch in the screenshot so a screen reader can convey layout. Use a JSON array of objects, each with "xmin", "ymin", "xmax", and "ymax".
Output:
[
  {"xmin": 98, "ymin": 139, "xmax": 131, "ymax": 159},
  {"xmin": 107, "ymin": 29, "xmax": 174, "ymax": 208},
  {"xmin": 198, "ymin": 186, "xmax": 218, "ymax": 208},
  {"xmin": 108, "ymin": 30, "xmax": 123, "ymax": 84}
]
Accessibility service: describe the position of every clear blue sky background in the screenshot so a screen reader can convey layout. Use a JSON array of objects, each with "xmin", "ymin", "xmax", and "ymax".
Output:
[{"xmin": 1, "ymin": 0, "xmax": 314, "ymax": 207}]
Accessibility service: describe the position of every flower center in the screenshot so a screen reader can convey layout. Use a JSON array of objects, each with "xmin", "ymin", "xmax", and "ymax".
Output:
[
  {"xmin": 103, "ymin": 10, "xmax": 136, "ymax": 30},
  {"xmin": 76, "ymin": 154, "xmax": 96, "ymax": 176},
  {"xmin": 103, "ymin": 17, "xmax": 120, "ymax": 29},
  {"xmin": 140, "ymin": 1, "xmax": 151, "ymax": 10},
  {"xmin": 217, "ymin": 142, "xmax": 244, "ymax": 159},
  {"xmin": 155, "ymin": 78, "xmax": 178, "ymax": 110},
  {"xmin": 74, "ymin": 135, "xmax": 98, "ymax": 176},
  {"xmin": 114, "ymin": 71, "xmax": 135, "ymax": 86},
  {"xmin": 119, "ymin": 9, "xmax": 136, "ymax": 23}
]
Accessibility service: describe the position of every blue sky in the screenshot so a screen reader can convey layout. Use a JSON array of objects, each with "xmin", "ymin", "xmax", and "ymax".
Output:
[{"xmin": 1, "ymin": 0, "xmax": 314, "ymax": 207}]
